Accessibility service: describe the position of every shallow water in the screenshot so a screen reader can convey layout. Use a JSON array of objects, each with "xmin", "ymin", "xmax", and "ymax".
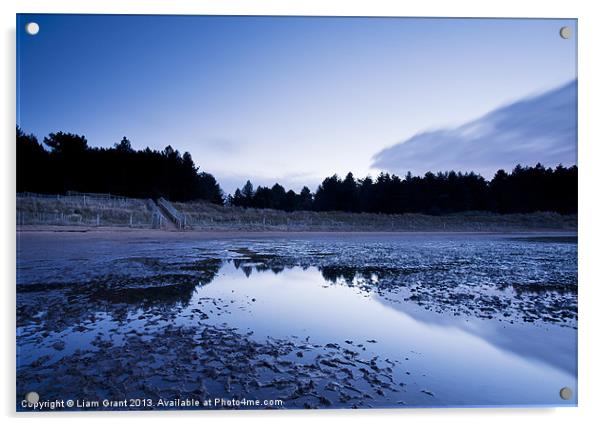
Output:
[{"xmin": 16, "ymin": 232, "xmax": 577, "ymax": 409}]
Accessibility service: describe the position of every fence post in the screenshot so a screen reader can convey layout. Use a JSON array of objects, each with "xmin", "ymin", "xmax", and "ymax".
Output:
[
  {"xmin": 96, "ymin": 213, "xmax": 100, "ymax": 226},
  {"xmin": 129, "ymin": 213, "xmax": 133, "ymax": 227}
]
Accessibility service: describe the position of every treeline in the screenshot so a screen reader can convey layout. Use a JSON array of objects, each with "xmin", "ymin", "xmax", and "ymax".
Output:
[
  {"xmin": 231, "ymin": 182, "xmax": 314, "ymax": 212},
  {"xmin": 230, "ymin": 165, "xmax": 577, "ymax": 215},
  {"xmin": 17, "ymin": 128, "xmax": 224, "ymax": 203},
  {"xmin": 17, "ymin": 127, "xmax": 577, "ymax": 214}
]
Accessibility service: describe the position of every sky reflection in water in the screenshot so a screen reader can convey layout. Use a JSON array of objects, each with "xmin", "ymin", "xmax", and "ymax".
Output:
[
  {"xmin": 181, "ymin": 262, "xmax": 576, "ymax": 406},
  {"xmin": 16, "ymin": 234, "xmax": 577, "ymax": 408}
]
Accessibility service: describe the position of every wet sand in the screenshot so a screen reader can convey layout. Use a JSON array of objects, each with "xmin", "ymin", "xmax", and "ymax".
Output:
[
  {"xmin": 16, "ymin": 230, "xmax": 577, "ymax": 410},
  {"xmin": 17, "ymin": 226, "xmax": 577, "ymax": 239}
]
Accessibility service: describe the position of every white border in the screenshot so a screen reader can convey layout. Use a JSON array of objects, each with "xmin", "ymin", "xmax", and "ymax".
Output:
[{"xmin": 2, "ymin": 1, "xmax": 601, "ymax": 425}]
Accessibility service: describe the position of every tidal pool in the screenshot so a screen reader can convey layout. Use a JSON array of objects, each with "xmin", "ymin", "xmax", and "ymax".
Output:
[{"xmin": 16, "ymin": 232, "xmax": 577, "ymax": 409}]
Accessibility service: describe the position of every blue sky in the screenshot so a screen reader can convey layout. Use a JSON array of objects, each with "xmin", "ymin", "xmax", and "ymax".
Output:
[{"xmin": 17, "ymin": 15, "xmax": 577, "ymax": 194}]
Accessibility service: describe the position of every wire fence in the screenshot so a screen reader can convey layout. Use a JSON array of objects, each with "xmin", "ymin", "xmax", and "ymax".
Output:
[
  {"xmin": 17, "ymin": 193, "xmax": 577, "ymax": 231},
  {"xmin": 172, "ymin": 201, "xmax": 578, "ymax": 232},
  {"xmin": 17, "ymin": 192, "xmax": 160, "ymax": 228}
]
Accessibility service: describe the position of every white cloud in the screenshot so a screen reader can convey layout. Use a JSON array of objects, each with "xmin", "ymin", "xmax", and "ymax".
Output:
[{"xmin": 371, "ymin": 80, "xmax": 577, "ymax": 178}]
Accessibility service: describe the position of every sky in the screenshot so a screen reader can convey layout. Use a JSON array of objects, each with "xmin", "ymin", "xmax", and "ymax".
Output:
[
  {"xmin": 17, "ymin": 15, "xmax": 577, "ymax": 195},
  {"xmin": 372, "ymin": 79, "xmax": 577, "ymax": 178}
]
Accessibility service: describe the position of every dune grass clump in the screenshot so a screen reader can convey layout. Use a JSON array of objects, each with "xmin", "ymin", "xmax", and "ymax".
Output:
[{"xmin": 17, "ymin": 194, "xmax": 154, "ymax": 227}]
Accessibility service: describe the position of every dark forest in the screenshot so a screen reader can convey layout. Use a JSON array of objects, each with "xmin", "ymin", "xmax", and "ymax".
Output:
[
  {"xmin": 231, "ymin": 165, "xmax": 577, "ymax": 215},
  {"xmin": 17, "ymin": 128, "xmax": 577, "ymax": 215},
  {"xmin": 17, "ymin": 128, "xmax": 223, "ymax": 204}
]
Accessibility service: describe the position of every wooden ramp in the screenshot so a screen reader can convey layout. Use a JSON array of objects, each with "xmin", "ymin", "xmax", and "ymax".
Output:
[{"xmin": 156, "ymin": 198, "xmax": 187, "ymax": 230}]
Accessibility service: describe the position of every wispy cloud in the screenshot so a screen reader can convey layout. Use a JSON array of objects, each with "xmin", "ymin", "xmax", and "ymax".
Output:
[{"xmin": 371, "ymin": 80, "xmax": 577, "ymax": 178}]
